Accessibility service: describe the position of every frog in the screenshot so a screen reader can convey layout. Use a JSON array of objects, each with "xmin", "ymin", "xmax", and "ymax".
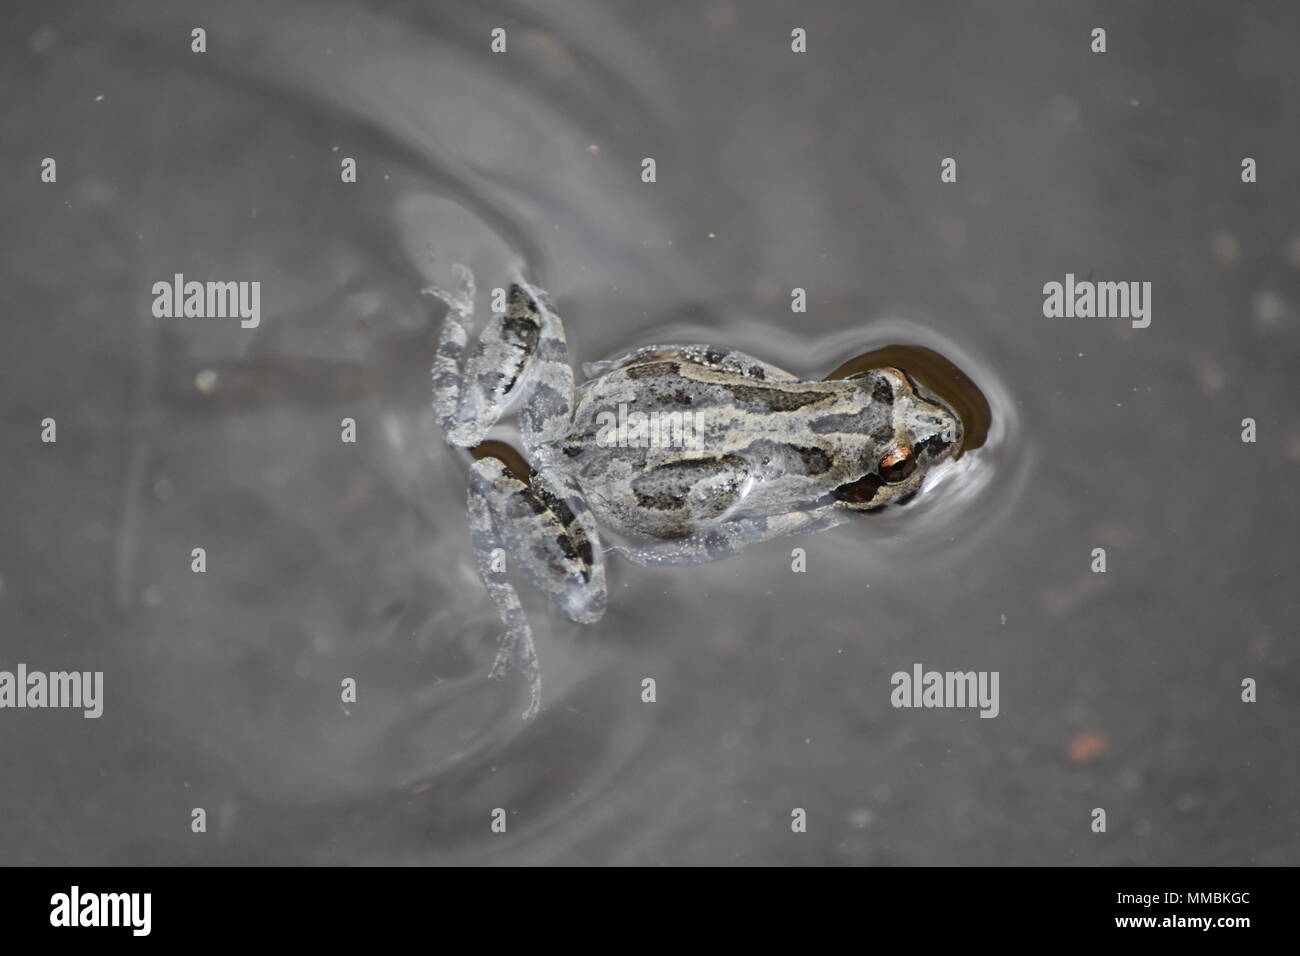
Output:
[{"xmin": 426, "ymin": 265, "xmax": 966, "ymax": 717}]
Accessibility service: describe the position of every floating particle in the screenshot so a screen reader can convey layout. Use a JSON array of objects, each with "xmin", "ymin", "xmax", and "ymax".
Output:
[
  {"xmin": 1211, "ymin": 231, "xmax": 1240, "ymax": 265},
  {"xmin": 1252, "ymin": 290, "xmax": 1287, "ymax": 329},
  {"xmin": 195, "ymin": 368, "xmax": 220, "ymax": 394},
  {"xmin": 1067, "ymin": 731, "xmax": 1107, "ymax": 763}
]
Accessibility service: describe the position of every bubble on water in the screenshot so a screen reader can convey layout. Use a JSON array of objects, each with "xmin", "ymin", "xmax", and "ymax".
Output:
[
  {"xmin": 1252, "ymin": 290, "xmax": 1288, "ymax": 330},
  {"xmin": 29, "ymin": 27, "xmax": 57, "ymax": 54},
  {"xmin": 1192, "ymin": 354, "xmax": 1226, "ymax": 395},
  {"xmin": 1286, "ymin": 235, "xmax": 1300, "ymax": 268},
  {"xmin": 195, "ymin": 368, "xmax": 220, "ymax": 394},
  {"xmin": 152, "ymin": 476, "xmax": 175, "ymax": 501},
  {"xmin": 848, "ymin": 807, "xmax": 875, "ymax": 828},
  {"xmin": 1211, "ymin": 231, "xmax": 1239, "ymax": 265}
]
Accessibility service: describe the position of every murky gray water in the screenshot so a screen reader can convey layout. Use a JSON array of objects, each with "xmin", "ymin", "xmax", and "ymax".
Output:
[{"xmin": 2, "ymin": 0, "xmax": 1296, "ymax": 864}]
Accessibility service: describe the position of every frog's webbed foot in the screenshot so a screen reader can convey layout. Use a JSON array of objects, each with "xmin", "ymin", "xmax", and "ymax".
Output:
[
  {"xmin": 487, "ymin": 625, "xmax": 541, "ymax": 719},
  {"xmin": 467, "ymin": 454, "xmax": 606, "ymax": 718},
  {"xmin": 466, "ymin": 468, "xmax": 541, "ymax": 717},
  {"xmin": 487, "ymin": 627, "xmax": 531, "ymax": 679},
  {"xmin": 426, "ymin": 266, "xmax": 574, "ymax": 452}
]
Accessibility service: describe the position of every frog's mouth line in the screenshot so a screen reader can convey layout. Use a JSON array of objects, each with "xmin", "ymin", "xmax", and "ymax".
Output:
[
  {"xmin": 823, "ymin": 344, "xmax": 991, "ymax": 457},
  {"xmin": 831, "ymin": 472, "xmax": 886, "ymax": 509}
]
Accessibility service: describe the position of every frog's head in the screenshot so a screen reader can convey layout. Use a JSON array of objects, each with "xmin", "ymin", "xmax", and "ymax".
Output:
[{"xmin": 832, "ymin": 366, "xmax": 964, "ymax": 512}]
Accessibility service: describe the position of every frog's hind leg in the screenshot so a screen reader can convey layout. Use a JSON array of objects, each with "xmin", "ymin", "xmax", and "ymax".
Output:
[
  {"xmin": 467, "ymin": 454, "xmax": 607, "ymax": 718},
  {"xmin": 466, "ymin": 478, "xmax": 538, "ymax": 707},
  {"xmin": 583, "ymin": 344, "xmax": 799, "ymax": 383},
  {"xmin": 614, "ymin": 505, "xmax": 849, "ymax": 567},
  {"xmin": 426, "ymin": 267, "xmax": 574, "ymax": 450},
  {"xmin": 509, "ymin": 281, "xmax": 577, "ymax": 456}
]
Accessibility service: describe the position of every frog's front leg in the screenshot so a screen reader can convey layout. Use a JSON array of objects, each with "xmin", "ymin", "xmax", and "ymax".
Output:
[
  {"xmin": 467, "ymin": 456, "xmax": 607, "ymax": 718},
  {"xmin": 425, "ymin": 266, "xmax": 574, "ymax": 453},
  {"xmin": 614, "ymin": 505, "xmax": 849, "ymax": 567}
]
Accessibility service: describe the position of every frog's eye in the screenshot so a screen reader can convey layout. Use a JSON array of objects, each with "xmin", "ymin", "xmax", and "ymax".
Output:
[{"xmin": 878, "ymin": 446, "xmax": 917, "ymax": 483}]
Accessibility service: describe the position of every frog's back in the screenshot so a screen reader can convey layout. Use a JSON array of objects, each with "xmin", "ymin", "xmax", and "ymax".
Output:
[{"xmin": 561, "ymin": 360, "xmax": 887, "ymax": 540}]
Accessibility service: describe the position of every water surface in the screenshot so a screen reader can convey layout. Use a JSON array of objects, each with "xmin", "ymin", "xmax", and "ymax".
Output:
[{"xmin": 1, "ymin": 0, "xmax": 1296, "ymax": 864}]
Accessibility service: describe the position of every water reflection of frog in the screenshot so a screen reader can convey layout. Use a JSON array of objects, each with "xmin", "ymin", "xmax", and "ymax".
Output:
[{"xmin": 428, "ymin": 266, "xmax": 974, "ymax": 716}]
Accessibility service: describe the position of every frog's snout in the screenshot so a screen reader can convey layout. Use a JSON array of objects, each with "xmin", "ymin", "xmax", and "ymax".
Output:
[{"xmin": 923, "ymin": 401, "xmax": 965, "ymax": 461}]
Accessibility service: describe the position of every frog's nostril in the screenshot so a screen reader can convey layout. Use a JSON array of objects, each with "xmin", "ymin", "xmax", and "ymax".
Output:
[{"xmin": 915, "ymin": 433, "xmax": 953, "ymax": 461}]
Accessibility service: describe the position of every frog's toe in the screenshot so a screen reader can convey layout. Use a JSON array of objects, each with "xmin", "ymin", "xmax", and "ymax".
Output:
[
  {"xmin": 488, "ymin": 635, "xmax": 515, "ymax": 679},
  {"xmin": 521, "ymin": 673, "xmax": 542, "ymax": 721},
  {"xmin": 489, "ymin": 625, "xmax": 525, "ymax": 677},
  {"xmin": 422, "ymin": 263, "xmax": 476, "ymax": 324},
  {"xmin": 560, "ymin": 584, "xmax": 606, "ymax": 625},
  {"xmin": 489, "ymin": 625, "xmax": 543, "ymax": 719}
]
